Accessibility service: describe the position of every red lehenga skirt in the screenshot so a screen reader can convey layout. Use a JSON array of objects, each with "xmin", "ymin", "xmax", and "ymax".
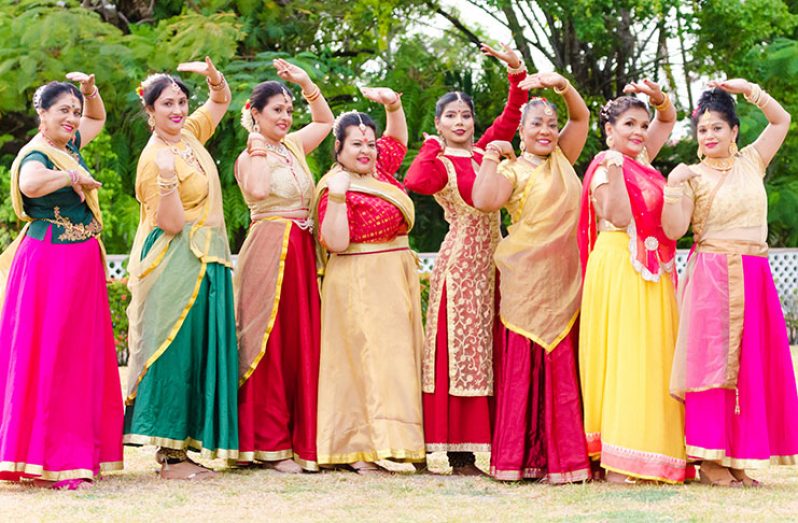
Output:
[
  {"xmin": 422, "ymin": 282, "xmax": 497, "ymax": 453},
  {"xmin": 489, "ymin": 325, "xmax": 590, "ymax": 482},
  {"xmin": 237, "ymin": 224, "xmax": 320, "ymax": 470}
]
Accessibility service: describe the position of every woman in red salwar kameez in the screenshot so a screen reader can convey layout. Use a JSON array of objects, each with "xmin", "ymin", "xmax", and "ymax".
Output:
[{"xmin": 404, "ymin": 43, "xmax": 528, "ymax": 475}]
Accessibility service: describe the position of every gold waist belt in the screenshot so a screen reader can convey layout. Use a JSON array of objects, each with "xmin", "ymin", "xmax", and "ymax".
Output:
[
  {"xmin": 696, "ymin": 239, "xmax": 768, "ymax": 257},
  {"xmin": 339, "ymin": 236, "xmax": 410, "ymax": 256}
]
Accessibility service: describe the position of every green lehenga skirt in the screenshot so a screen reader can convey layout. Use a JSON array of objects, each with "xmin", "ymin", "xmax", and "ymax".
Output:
[{"xmin": 123, "ymin": 229, "xmax": 239, "ymax": 458}]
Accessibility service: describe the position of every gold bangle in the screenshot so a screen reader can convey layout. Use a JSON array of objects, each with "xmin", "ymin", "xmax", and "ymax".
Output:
[
  {"xmin": 83, "ymin": 86, "xmax": 99, "ymax": 99},
  {"xmin": 603, "ymin": 150, "xmax": 624, "ymax": 168},
  {"xmin": 328, "ymin": 192, "xmax": 346, "ymax": 204},
  {"xmin": 553, "ymin": 80, "xmax": 571, "ymax": 95},
  {"xmin": 744, "ymin": 83, "xmax": 762, "ymax": 105},
  {"xmin": 207, "ymin": 74, "xmax": 225, "ymax": 90},
  {"xmin": 302, "ymin": 85, "xmax": 321, "ymax": 102},
  {"xmin": 652, "ymin": 93, "xmax": 671, "ymax": 112},
  {"xmin": 386, "ymin": 102, "xmax": 402, "ymax": 113},
  {"xmin": 663, "ymin": 184, "xmax": 685, "ymax": 200},
  {"xmin": 482, "ymin": 152, "xmax": 501, "ymax": 164},
  {"xmin": 507, "ymin": 62, "xmax": 527, "ymax": 75}
]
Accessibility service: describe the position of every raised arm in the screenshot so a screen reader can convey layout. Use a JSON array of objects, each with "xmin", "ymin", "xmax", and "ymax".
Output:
[
  {"xmin": 19, "ymin": 159, "xmax": 101, "ymax": 202},
  {"xmin": 177, "ymin": 56, "xmax": 231, "ymax": 128},
  {"xmin": 592, "ymin": 152, "xmax": 632, "ymax": 228},
  {"xmin": 361, "ymin": 87, "xmax": 406, "ymax": 145},
  {"xmin": 404, "ymin": 136, "xmax": 448, "ymax": 195},
  {"xmin": 273, "ymin": 58, "xmax": 334, "ymax": 154},
  {"xmin": 66, "ymin": 72, "xmax": 105, "ymax": 147},
  {"xmin": 152, "ymin": 149, "xmax": 185, "ymax": 235},
  {"xmin": 473, "ymin": 140, "xmax": 515, "ymax": 212},
  {"xmin": 623, "ymin": 79, "xmax": 676, "ymax": 161},
  {"xmin": 476, "ymin": 42, "xmax": 528, "ymax": 147},
  {"xmin": 709, "ymin": 79, "xmax": 791, "ymax": 167},
  {"xmin": 236, "ymin": 133, "xmax": 273, "ymax": 201},
  {"xmin": 519, "ymin": 72, "xmax": 589, "ymax": 164}
]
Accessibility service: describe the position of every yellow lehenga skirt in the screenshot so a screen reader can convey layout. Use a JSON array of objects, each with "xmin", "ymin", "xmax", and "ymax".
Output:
[
  {"xmin": 316, "ymin": 247, "xmax": 426, "ymax": 464},
  {"xmin": 579, "ymin": 231, "xmax": 687, "ymax": 483}
]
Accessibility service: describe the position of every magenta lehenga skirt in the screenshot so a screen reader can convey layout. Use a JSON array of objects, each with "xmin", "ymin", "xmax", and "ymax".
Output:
[
  {"xmin": 684, "ymin": 254, "xmax": 798, "ymax": 468},
  {"xmin": 0, "ymin": 228, "xmax": 123, "ymax": 482}
]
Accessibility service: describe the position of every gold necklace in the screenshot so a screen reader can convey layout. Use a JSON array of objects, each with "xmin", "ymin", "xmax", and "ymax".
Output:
[
  {"xmin": 264, "ymin": 142, "xmax": 292, "ymax": 165},
  {"xmin": 701, "ymin": 155, "xmax": 735, "ymax": 172},
  {"xmin": 41, "ymin": 133, "xmax": 80, "ymax": 163},
  {"xmin": 155, "ymin": 132, "xmax": 205, "ymax": 174},
  {"xmin": 521, "ymin": 151, "xmax": 548, "ymax": 166}
]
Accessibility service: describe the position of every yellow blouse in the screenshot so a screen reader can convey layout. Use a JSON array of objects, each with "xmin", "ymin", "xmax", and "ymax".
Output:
[
  {"xmin": 685, "ymin": 145, "xmax": 767, "ymax": 244},
  {"xmin": 239, "ymin": 134, "xmax": 314, "ymax": 217},
  {"xmin": 589, "ymin": 148, "xmax": 652, "ymax": 232},
  {"xmin": 137, "ymin": 107, "xmax": 216, "ymax": 227}
]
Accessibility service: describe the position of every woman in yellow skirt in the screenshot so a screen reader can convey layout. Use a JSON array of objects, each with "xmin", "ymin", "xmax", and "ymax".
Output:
[
  {"xmin": 577, "ymin": 82, "xmax": 688, "ymax": 483},
  {"xmin": 313, "ymin": 88, "xmax": 425, "ymax": 474}
]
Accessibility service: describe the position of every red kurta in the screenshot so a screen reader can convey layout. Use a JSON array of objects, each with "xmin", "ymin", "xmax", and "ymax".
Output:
[{"xmin": 405, "ymin": 71, "xmax": 528, "ymax": 452}]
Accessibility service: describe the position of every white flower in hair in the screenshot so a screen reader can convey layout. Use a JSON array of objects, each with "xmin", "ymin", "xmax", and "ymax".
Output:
[{"xmin": 333, "ymin": 110, "xmax": 367, "ymax": 137}]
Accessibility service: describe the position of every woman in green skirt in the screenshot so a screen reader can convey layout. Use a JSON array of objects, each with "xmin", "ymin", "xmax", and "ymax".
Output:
[{"xmin": 124, "ymin": 57, "xmax": 237, "ymax": 480}]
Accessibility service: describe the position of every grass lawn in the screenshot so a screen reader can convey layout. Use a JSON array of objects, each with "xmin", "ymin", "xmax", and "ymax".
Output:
[{"xmin": 1, "ymin": 350, "xmax": 797, "ymax": 522}]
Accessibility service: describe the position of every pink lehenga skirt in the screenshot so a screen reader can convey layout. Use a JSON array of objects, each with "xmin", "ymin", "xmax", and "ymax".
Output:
[
  {"xmin": 683, "ymin": 254, "xmax": 798, "ymax": 468},
  {"xmin": 0, "ymin": 228, "xmax": 123, "ymax": 482}
]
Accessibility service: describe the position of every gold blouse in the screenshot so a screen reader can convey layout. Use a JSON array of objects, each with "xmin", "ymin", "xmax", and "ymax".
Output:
[
  {"xmin": 239, "ymin": 134, "xmax": 314, "ymax": 218},
  {"xmin": 137, "ymin": 107, "xmax": 216, "ymax": 227},
  {"xmin": 685, "ymin": 145, "xmax": 767, "ymax": 244}
]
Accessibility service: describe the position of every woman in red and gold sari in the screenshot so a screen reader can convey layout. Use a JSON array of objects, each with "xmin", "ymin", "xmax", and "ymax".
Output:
[
  {"xmin": 314, "ymin": 88, "xmax": 424, "ymax": 474},
  {"xmin": 404, "ymin": 43, "xmax": 527, "ymax": 474},
  {"xmin": 663, "ymin": 83, "xmax": 798, "ymax": 486},
  {"xmin": 578, "ymin": 83, "xmax": 689, "ymax": 484},
  {"xmin": 234, "ymin": 59, "xmax": 334, "ymax": 473},
  {"xmin": 472, "ymin": 72, "xmax": 590, "ymax": 483}
]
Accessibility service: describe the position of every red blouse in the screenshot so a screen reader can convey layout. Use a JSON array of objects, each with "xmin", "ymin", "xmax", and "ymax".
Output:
[
  {"xmin": 404, "ymin": 71, "xmax": 528, "ymax": 206},
  {"xmin": 318, "ymin": 135, "xmax": 409, "ymax": 243}
]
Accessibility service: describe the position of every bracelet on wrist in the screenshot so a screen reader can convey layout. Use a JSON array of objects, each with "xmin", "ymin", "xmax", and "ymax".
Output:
[
  {"xmin": 507, "ymin": 62, "xmax": 527, "ymax": 75},
  {"xmin": 482, "ymin": 152, "xmax": 501, "ymax": 164},
  {"xmin": 663, "ymin": 184, "xmax": 685, "ymax": 201},
  {"xmin": 602, "ymin": 151, "xmax": 624, "ymax": 168},
  {"xmin": 553, "ymin": 80, "xmax": 571, "ymax": 95},
  {"xmin": 652, "ymin": 93, "xmax": 672, "ymax": 112},
  {"xmin": 328, "ymin": 192, "xmax": 347, "ymax": 204},
  {"xmin": 302, "ymin": 85, "xmax": 322, "ymax": 103},
  {"xmin": 207, "ymin": 74, "xmax": 226, "ymax": 90},
  {"xmin": 83, "ymin": 86, "xmax": 99, "ymax": 99}
]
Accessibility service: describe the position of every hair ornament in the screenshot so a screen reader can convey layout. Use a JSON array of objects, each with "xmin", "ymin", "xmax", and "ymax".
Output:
[
  {"xmin": 32, "ymin": 85, "xmax": 46, "ymax": 110},
  {"xmin": 240, "ymin": 101, "xmax": 256, "ymax": 132},
  {"xmin": 244, "ymin": 99, "xmax": 251, "ymax": 110},
  {"xmin": 333, "ymin": 110, "xmax": 368, "ymax": 137},
  {"xmin": 135, "ymin": 83, "xmax": 145, "ymax": 103},
  {"xmin": 699, "ymin": 108, "xmax": 713, "ymax": 124},
  {"xmin": 691, "ymin": 107, "xmax": 700, "ymax": 119}
]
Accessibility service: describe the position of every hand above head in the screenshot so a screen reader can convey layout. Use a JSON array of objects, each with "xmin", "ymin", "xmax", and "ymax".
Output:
[
  {"xmin": 519, "ymin": 72, "xmax": 567, "ymax": 92},
  {"xmin": 66, "ymin": 72, "xmax": 96, "ymax": 95},
  {"xmin": 623, "ymin": 79, "xmax": 665, "ymax": 105},
  {"xmin": 707, "ymin": 78, "xmax": 753, "ymax": 96},
  {"xmin": 668, "ymin": 163, "xmax": 700, "ymax": 186},
  {"xmin": 480, "ymin": 42, "xmax": 522, "ymax": 70},
  {"xmin": 327, "ymin": 169, "xmax": 351, "ymax": 195},
  {"xmin": 360, "ymin": 87, "xmax": 401, "ymax": 106},
  {"xmin": 486, "ymin": 140, "xmax": 516, "ymax": 161},
  {"xmin": 155, "ymin": 148, "xmax": 177, "ymax": 175},
  {"xmin": 177, "ymin": 56, "xmax": 223, "ymax": 85},
  {"xmin": 273, "ymin": 58, "xmax": 312, "ymax": 88}
]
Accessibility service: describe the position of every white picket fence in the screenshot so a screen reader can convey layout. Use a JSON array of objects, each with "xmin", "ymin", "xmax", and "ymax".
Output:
[{"xmin": 107, "ymin": 249, "xmax": 798, "ymax": 304}]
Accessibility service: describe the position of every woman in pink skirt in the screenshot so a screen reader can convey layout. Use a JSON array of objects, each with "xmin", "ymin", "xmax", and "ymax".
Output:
[
  {"xmin": 662, "ymin": 81, "xmax": 798, "ymax": 486},
  {"xmin": 0, "ymin": 76, "xmax": 123, "ymax": 489}
]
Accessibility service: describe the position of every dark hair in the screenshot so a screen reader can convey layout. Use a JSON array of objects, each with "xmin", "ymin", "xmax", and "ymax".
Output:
[
  {"xmin": 33, "ymin": 82, "xmax": 83, "ymax": 112},
  {"xmin": 333, "ymin": 111, "xmax": 378, "ymax": 158},
  {"xmin": 521, "ymin": 98, "xmax": 559, "ymax": 125},
  {"xmin": 599, "ymin": 95, "xmax": 648, "ymax": 137},
  {"xmin": 141, "ymin": 74, "xmax": 190, "ymax": 107},
  {"xmin": 434, "ymin": 91, "xmax": 475, "ymax": 118},
  {"xmin": 692, "ymin": 88, "xmax": 740, "ymax": 133},
  {"xmin": 249, "ymin": 80, "xmax": 293, "ymax": 112}
]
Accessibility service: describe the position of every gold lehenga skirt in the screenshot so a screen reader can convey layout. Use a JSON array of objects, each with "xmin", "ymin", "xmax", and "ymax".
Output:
[{"xmin": 316, "ymin": 246, "xmax": 425, "ymax": 464}]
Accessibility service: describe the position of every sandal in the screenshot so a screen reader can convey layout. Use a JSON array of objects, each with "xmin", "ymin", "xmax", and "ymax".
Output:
[
  {"xmin": 730, "ymin": 468, "xmax": 762, "ymax": 488},
  {"xmin": 698, "ymin": 461, "xmax": 742, "ymax": 487},
  {"xmin": 349, "ymin": 461, "xmax": 390, "ymax": 476},
  {"xmin": 159, "ymin": 460, "xmax": 217, "ymax": 481}
]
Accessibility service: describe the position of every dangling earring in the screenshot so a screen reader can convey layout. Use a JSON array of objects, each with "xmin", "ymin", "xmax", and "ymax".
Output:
[
  {"xmin": 253, "ymin": 122, "xmax": 260, "ymax": 134},
  {"xmin": 697, "ymin": 145, "xmax": 704, "ymax": 161},
  {"xmin": 606, "ymin": 135, "xmax": 614, "ymax": 149},
  {"xmin": 148, "ymin": 114, "xmax": 155, "ymax": 130},
  {"xmin": 728, "ymin": 142, "xmax": 739, "ymax": 156},
  {"xmin": 519, "ymin": 141, "xmax": 526, "ymax": 152}
]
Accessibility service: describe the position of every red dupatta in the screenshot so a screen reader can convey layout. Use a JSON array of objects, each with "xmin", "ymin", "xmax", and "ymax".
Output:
[{"xmin": 577, "ymin": 151, "xmax": 676, "ymax": 283}]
